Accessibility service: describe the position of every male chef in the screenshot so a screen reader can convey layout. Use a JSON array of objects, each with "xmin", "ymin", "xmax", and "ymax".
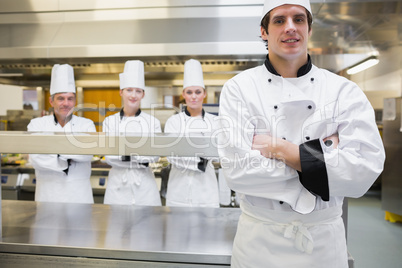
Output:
[
  {"xmin": 28, "ymin": 64, "xmax": 96, "ymax": 203},
  {"xmin": 218, "ymin": 0, "xmax": 385, "ymax": 267}
]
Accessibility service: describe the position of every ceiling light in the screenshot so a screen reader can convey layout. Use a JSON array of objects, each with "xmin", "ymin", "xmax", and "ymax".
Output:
[{"xmin": 346, "ymin": 56, "xmax": 379, "ymax": 75}]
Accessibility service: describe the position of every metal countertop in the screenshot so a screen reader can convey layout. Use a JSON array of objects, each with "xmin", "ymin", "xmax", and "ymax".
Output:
[{"xmin": 0, "ymin": 200, "xmax": 241, "ymax": 265}]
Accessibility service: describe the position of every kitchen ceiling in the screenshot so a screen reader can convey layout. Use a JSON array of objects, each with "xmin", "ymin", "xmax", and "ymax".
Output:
[{"xmin": 0, "ymin": 0, "xmax": 400, "ymax": 88}]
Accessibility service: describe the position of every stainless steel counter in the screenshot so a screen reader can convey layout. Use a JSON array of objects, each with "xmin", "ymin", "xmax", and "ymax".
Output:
[{"xmin": 0, "ymin": 200, "xmax": 240, "ymax": 267}]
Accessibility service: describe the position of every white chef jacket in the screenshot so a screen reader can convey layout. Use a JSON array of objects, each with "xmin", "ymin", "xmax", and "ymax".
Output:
[
  {"xmin": 28, "ymin": 114, "xmax": 96, "ymax": 204},
  {"xmin": 218, "ymin": 61, "xmax": 385, "ymax": 267},
  {"xmin": 164, "ymin": 110, "xmax": 219, "ymax": 207},
  {"xmin": 102, "ymin": 109, "xmax": 162, "ymax": 206}
]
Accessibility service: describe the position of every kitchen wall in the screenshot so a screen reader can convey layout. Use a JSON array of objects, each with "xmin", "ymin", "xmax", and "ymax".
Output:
[
  {"xmin": 0, "ymin": 85, "xmax": 23, "ymax": 116},
  {"xmin": 350, "ymin": 46, "xmax": 402, "ymax": 110}
]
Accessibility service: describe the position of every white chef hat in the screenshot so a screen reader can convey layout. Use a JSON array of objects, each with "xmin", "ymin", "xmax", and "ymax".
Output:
[
  {"xmin": 119, "ymin": 60, "xmax": 145, "ymax": 90},
  {"xmin": 50, "ymin": 64, "xmax": 76, "ymax": 95},
  {"xmin": 183, "ymin": 59, "xmax": 204, "ymax": 89},
  {"xmin": 261, "ymin": 0, "xmax": 312, "ymax": 22}
]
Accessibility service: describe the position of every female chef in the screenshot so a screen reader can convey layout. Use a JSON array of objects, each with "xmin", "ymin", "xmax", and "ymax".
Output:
[
  {"xmin": 102, "ymin": 60, "xmax": 162, "ymax": 206},
  {"xmin": 218, "ymin": 0, "xmax": 385, "ymax": 267},
  {"xmin": 164, "ymin": 59, "xmax": 219, "ymax": 207}
]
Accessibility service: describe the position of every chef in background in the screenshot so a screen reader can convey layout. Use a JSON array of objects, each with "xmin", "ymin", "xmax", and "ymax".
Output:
[
  {"xmin": 164, "ymin": 59, "xmax": 219, "ymax": 208},
  {"xmin": 218, "ymin": 0, "xmax": 385, "ymax": 267},
  {"xmin": 102, "ymin": 60, "xmax": 162, "ymax": 206},
  {"xmin": 28, "ymin": 64, "xmax": 96, "ymax": 203}
]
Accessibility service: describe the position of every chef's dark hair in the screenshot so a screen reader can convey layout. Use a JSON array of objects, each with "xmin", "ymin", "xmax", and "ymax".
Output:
[{"xmin": 260, "ymin": 8, "xmax": 312, "ymax": 49}]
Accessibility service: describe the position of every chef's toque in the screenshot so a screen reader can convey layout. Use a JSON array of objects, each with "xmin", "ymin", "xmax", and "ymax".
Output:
[
  {"xmin": 50, "ymin": 64, "xmax": 76, "ymax": 95},
  {"xmin": 261, "ymin": 0, "xmax": 312, "ymax": 21},
  {"xmin": 119, "ymin": 60, "xmax": 145, "ymax": 90},
  {"xmin": 183, "ymin": 59, "xmax": 204, "ymax": 89}
]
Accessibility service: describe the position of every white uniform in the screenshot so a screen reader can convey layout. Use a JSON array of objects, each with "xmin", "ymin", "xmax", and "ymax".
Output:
[
  {"xmin": 28, "ymin": 115, "xmax": 96, "ymax": 204},
  {"xmin": 218, "ymin": 63, "xmax": 385, "ymax": 267},
  {"xmin": 164, "ymin": 110, "xmax": 219, "ymax": 207},
  {"xmin": 102, "ymin": 110, "xmax": 162, "ymax": 206}
]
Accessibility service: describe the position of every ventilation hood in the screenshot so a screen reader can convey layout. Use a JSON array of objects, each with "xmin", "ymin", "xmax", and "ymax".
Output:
[{"xmin": 0, "ymin": 0, "xmax": 400, "ymax": 88}]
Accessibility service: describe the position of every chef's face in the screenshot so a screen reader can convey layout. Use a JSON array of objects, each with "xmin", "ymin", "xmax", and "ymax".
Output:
[
  {"xmin": 261, "ymin": 4, "xmax": 311, "ymax": 61},
  {"xmin": 120, "ymin": 87, "xmax": 144, "ymax": 111},
  {"xmin": 49, "ymin": 92, "xmax": 76, "ymax": 119},
  {"xmin": 182, "ymin": 86, "xmax": 206, "ymax": 110}
]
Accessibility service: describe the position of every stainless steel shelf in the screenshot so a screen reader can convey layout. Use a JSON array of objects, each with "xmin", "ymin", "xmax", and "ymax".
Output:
[{"xmin": 0, "ymin": 131, "xmax": 219, "ymax": 157}]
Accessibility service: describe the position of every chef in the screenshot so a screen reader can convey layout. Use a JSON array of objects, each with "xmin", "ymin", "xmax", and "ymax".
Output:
[
  {"xmin": 28, "ymin": 64, "xmax": 96, "ymax": 204},
  {"xmin": 218, "ymin": 0, "xmax": 385, "ymax": 267},
  {"xmin": 164, "ymin": 59, "xmax": 219, "ymax": 207},
  {"xmin": 102, "ymin": 60, "xmax": 162, "ymax": 206}
]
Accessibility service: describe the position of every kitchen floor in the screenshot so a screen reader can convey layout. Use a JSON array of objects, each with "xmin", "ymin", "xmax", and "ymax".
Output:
[{"xmin": 347, "ymin": 188, "xmax": 402, "ymax": 268}]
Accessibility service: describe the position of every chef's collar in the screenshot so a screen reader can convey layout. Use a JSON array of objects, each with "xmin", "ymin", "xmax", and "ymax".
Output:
[
  {"xmin": 120, "ymin": 108, "xmax": 141, "ymax": 120},
  {"xmin": 184, "ymin": 106, "xmax": 205, "ymax": 118},
  {"xmin": 264, "ymin": 54, "xmax": 312, "ymax": 77},
  {"xmin": 53, "ymin": 113, "xmax": 72, "ymax": 126}
]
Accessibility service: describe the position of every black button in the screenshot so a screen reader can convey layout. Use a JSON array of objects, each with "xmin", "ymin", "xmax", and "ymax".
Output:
[
  {"xmin": 324, "ymin": 140, "xmax": 333, "ymax": 147},
  {"xmin": 311, "ymin": 77, "xmax": 314, "ymax": 82},
  {"xmin": 306, "ymin": 136, "xmax": 310, "ymax": 140},
  {"xmin": 308, "ymin": 105, "xmax": 312, "ymax": 109},
  {"xmin": 279, "ymin": 201, "xmax": 284, "ymax": 204},
  {"xmin": 274, "ymin": 105, "xmax": 278, "ymax": 109},
  {"xmin": 268, "ymin": 78, "xmax": 272, "ymax": 82}
]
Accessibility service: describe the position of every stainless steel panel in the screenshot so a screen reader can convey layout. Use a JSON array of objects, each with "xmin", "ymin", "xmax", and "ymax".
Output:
[
  {"xmin": 0, "ymin": 253, "xmax": 227, "ymax": 268},
  {"xmin": 0, "ymin": 0, "xmax": 398, "ymax": 13},
  {"xmin": 381, "ymin": 97, "xmax": 402, "ymax": 215},
  {"xmin": 1, "ymin": 200, "xmax": 240, "ymax": 265}
]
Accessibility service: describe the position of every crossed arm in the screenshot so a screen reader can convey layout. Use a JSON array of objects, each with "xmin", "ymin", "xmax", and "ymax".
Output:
[{"xmin": 252, "ymin": 133, "xmax": 339, "ymax": 172}]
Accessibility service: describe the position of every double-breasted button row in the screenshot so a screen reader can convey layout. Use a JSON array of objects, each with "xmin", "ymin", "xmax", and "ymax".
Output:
[
  {"xmin": 269, "ymin": 77, "xmax": 314, "ymax": 82},
  {"xmin": 275, "ymin": 105, "xmax": 312, "ymax": 110}
]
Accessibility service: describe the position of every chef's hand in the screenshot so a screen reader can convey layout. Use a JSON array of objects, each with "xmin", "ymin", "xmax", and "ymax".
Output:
[
  {"xmin": 252, "ymin": 134, "xmax": 301, "ymax": 171},
  {"xmin": 323, "ymin": 133, "xmax": 339, "ymax": 148},
  {"xmin": 252, "ymin": 134, "xmax": 276, "ymax": 158}
]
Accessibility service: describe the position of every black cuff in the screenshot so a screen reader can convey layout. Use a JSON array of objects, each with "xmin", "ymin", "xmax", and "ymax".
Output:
[
  {"xmin": 121, "ymin": 155, "xmax": 131, "ymax": 162},
  {"xmin": 299, "ymin": 139, "xmax": 329, "ymax": 201},
  {"xmin": 197, "ymin": 157, "xmax": 208, "ymax": 172}
]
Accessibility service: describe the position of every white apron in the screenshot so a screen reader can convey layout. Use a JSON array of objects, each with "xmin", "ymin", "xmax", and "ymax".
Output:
[
  {"xmin": 232, "ymin": 201, "xmax": 348, "ymax": 268},
  {"xmin": 103, "ymin": 165, "xmax": 161, "ymax": 206},
  {"xmin": 102, "ymin": 110, "xmax": 162, "ymax": 206}
]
